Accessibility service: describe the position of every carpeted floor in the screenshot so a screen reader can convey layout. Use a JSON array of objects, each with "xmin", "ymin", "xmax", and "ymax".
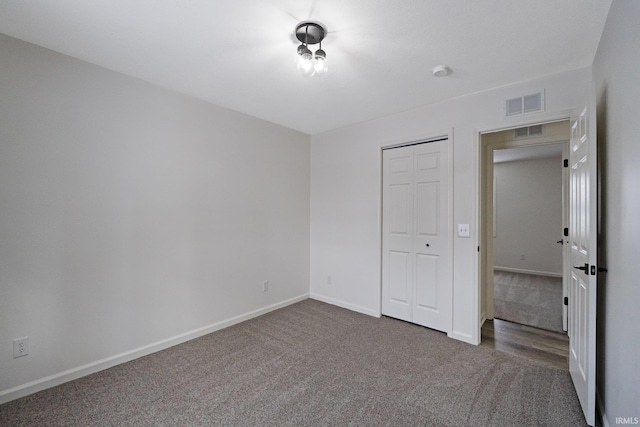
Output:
[
  {"xmin": 0, "ymin": 299, "xmax": 585, "ymax": 426},
  {"xmin": 493, "ymin": 270, "xmax": 564, "ymax": 333}
]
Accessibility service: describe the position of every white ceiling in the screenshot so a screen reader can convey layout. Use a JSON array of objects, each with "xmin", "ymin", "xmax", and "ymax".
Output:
[{"xmin": 0, "ymin": 0, "xmax": 611, "ymax": 135}]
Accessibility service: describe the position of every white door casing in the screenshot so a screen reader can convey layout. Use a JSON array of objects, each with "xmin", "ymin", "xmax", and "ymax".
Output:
[
  {"xmin": 382, "ymin": 140, "xmax": 451, "ymax": 333},
  {"xmin": 568, "ymin": 100, "xmax": 597, "ymax": 426}
]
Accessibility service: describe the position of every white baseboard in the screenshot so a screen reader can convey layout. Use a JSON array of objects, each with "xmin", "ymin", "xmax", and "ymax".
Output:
[
  {"xmin": 312, "ymin": 294, "xmax": 482, "ymax": 347},
  {"xmin": 493, "ymin": 266, "xmax": 562, "ymax": 278},
  {"xmin": 449, "ymin": 330, "xmax": 479, "ymax": 345},
  {"xmin": 309, "ymin": 293, "xmax": 380, "ymax": 318},
  {"xmin": 0, "ymin": 293, "xmax": 309, "ymax": 405},
  {"xmin": 597, "ymin": 390, "xmax": 610, "ymax": 427}
]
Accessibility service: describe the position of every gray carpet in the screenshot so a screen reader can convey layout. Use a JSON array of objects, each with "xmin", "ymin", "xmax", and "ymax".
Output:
[
  {"xmin": 493, "ymin": 271, "xmax": 564, "ymax": 333},
  {"xmin": 0, "ymin": 299, "xmax": 585, "ymax": 426}
]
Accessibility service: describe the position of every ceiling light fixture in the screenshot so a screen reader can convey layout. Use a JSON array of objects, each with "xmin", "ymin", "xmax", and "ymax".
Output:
[{"xmin": 295, "ymin": 22, "xmax": 328, "ymax": 78}]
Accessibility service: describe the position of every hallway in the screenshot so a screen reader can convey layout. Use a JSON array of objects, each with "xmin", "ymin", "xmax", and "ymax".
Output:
[{"xmin": 481, "ymin": 318, "xmax": 569, "ymax": 370}]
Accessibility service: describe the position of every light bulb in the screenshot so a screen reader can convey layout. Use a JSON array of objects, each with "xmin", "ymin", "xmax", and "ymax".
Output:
[
  {"xmin": 313, "ymin": 48, "xmax": 327, "ymax": 76},
  {"xmin": 314, "ymin": 57, "xmax": 327, "ymax": 75},
  {"xmin": 297, "ymin": 50, "xmax": 315, "ymax": 77}
]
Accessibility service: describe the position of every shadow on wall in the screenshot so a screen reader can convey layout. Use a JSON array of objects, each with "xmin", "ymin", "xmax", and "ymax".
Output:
[{"xmin": 595, "ymin": 84, "xmax": 608, "ymax": 407}]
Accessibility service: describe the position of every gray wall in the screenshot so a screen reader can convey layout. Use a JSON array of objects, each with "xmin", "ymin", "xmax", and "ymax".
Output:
[
  {"xmin": 0, "ymin": 34, "xmax": 310, "ymax": 400},
  {"xmin": 592, "ymin": 0, "xmax": 640, "ymax": 422},
  {"xmin": 493, "ymin": 157, "xmax": 563, "ymax": 275}
]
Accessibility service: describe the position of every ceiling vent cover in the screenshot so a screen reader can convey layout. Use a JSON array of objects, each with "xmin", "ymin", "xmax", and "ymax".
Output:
[{"xmin": 505, "ymin": 91, "xmax": 545, "ymax": 117}]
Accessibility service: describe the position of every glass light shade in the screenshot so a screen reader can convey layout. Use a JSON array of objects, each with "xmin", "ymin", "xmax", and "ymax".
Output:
[
  {"xmin": 297, "ymin": 51, "xmax": 315, "ymax": 77},
  {"xmin": 313, "ymin": 57, "xmax": 327, "ymax": 75},
  {"xmin": 313, "ymin": 48, "xmax": 327, "ymax": 76}
]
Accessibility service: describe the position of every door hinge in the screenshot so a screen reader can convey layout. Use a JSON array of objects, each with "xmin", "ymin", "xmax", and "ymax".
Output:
[
  {"xmin": 564, "ymin": 297, "xmax": 568, "ymax": 306},
  {"xmin": 564, "ymin": 227, "xmax": 569, "ymax": 237},
  {"xmin": 563, "ymin": 159, "xmax": 569, "ymax": 168}
]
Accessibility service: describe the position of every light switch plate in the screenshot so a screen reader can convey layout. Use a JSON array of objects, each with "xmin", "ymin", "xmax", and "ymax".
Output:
[{"xmin": 457, "ymin": 224, "xmax": 470, "ymax": 238}]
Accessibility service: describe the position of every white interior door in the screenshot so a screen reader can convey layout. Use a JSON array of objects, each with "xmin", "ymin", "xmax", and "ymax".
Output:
[
  {"xmin": 382, "ymin": 140, "xmax": 451, "ymax": 333},
  {"xmin": 562, "ymin": 142, "xmax": 570, "ymax": 332},
  {"xmin": 382, "ymin": 145, "xmax": 414, "ymax": 322},
  {"xmin": 411, "ymin": 142, "xmax": 451, "ymax": 332},
  {"xmin": 568, "ymin": 98, "xmax": 597, "ymax": 426}
]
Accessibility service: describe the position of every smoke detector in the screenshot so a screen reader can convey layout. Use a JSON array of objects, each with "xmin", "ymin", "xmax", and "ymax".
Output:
[{"xmin": 432, "ymin": 65, "xmax": 450, "ymax": 77}]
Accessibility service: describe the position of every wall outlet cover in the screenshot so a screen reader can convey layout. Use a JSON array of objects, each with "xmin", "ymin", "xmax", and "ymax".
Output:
[{"xmin": 13, "ymin": 337, "xmax": 29, "ymax": 358}]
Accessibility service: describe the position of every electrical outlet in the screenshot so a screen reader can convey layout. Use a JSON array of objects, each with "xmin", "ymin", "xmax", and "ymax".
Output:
[
  {"xmin": 327, "ymin": 275, "xmax": 332, "ymax": 285},
  {"xmin": 13, "ymin": 337, "xmax": 29, "ymax": 358},
  {"xmin": 263, "ymin": 281, "xmax": 269, "ymax": 292}
]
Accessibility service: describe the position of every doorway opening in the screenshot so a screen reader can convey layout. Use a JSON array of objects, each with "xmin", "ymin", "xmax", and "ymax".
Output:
[{"xmin": 479, "ymin": 120, "xmax": 570, "ymax": 335}]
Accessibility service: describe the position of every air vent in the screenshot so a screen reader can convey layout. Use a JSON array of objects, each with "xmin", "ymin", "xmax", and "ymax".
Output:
[
  {"xmin": 524, "ymin": 93, "xmax": 543, "ymax": 113},
  {"xmin": 506, "ymin": 98, "xmax": 523, "ymax": 116},
  {"xmin": 528, "ymin": 124, "xmax": 543, "ymax": 135},
  {"xmin": 514, "ymin": 124, "xmax": 544, "ymax": 138},
  {"xmin": 505, "ymin": 91, "xmax": 545, "ymax": 117}
]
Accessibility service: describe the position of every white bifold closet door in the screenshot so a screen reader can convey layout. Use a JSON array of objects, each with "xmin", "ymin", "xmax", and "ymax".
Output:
[{"xmin": 382, "ymin": 140, "xmax": 452, "ymax": 333}]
